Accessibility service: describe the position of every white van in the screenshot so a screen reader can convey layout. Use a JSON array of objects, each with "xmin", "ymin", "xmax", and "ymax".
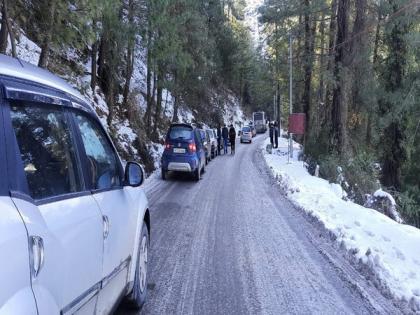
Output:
[{"xmin": 0, "ymin": 54, "xmax": 150, "ymax": 314}]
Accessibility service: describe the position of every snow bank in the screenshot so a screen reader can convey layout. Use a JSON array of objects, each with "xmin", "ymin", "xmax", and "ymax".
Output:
[
  {"xmin": 148, "ymin": 143, "xmax": 164, "ymax": 170},
  {"xmin": 7, "ymin": 31, "xmax": 41, "ymax": 64},
  {"xmin": 222, "ymin": 93, "xmax": 247, "ymax": 128},
  {"xmin": 262, "ymin": 137, "xmax": 420, "ymax": 311}
]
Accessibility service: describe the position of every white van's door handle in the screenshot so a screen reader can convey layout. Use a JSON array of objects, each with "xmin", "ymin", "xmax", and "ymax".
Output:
[
  {"xmin": 103, "ymin": 215, "xmax": 110, "ymax": 239},
  {"xmin": 30, "ymin": 236, "xmax": 44, "ymax": 278}
]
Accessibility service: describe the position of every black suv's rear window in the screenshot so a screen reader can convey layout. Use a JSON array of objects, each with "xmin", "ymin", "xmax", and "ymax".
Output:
[{"xmin": 169, "ymin": 126, "xmax": 193, "ymax": 140}]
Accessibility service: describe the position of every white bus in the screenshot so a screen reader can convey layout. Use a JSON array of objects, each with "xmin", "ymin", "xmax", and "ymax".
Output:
[{"xmin": 253, "ymin": 111, "xmax": 267, "ymax": 133}]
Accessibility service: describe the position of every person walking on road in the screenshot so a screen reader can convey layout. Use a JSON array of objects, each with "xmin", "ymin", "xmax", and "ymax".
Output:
[
  {"xmin": 222, "ymin": 124, "xmax": 229, "ymax": 154},
  {"xmin": 217, "ymin": 125, "xmax": 222, "ymax": 155},
  {"xmin": 269, "ymin": 121, "xmax": 274, "ymax": 147},
  {"xmin": 274, "ymin": 121, "xmax": 279, "ymax": 149},
  {"xmin": 229, "ymin": 124, "xmax": 236, "ymax": 154}
]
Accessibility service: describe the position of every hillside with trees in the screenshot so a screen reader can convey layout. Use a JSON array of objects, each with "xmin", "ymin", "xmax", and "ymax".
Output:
[
  {"xmin": 0, "ymin": 0, "xmax": 266, "ymax": 170},
  {"xmin": 258, "ymin": 0, "xmax": 420, "ymax": 227}
]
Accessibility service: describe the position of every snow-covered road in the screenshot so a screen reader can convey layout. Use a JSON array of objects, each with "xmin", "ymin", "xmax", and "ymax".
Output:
[{"xmin": 117, "ymin": 135, "xmax": 402, "ymax": 315}]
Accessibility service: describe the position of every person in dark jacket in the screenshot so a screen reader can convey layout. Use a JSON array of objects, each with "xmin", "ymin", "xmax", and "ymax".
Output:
[
  {"xmin": 216, "ymin": 125, "xmax": 222, "ymax": 155},
  {"xmin": 222, "ymin": 124, "xmax": 229, "ymax": 154},
  {"xmin": 269, "ymin": 121, "xmax": 274, "ymax": 147},
  {"xmin": 229, "ymin": 124, "xmax": 236, "ymax": 154},
  {"xmin": 274, "ymin": 121, "xmax": 279, "ymax": 148}
]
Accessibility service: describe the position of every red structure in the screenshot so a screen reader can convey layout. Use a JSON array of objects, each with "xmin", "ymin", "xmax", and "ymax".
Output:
[{"xmin": 288, "ymin": 113, "xmax": 306, "ymax": 134}]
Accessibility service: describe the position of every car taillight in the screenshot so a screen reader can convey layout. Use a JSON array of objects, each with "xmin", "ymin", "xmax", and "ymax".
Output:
[
  {"xmin": 188, "ymin": 143, "xmax": 196, "ymax": 152},
  {"xmin": 164, "ymin": 142, "xmax": 173, "ymax": 151}
]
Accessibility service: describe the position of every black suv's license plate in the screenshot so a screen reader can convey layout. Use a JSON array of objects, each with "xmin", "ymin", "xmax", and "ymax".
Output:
[{"xmin": 173, "ymin": 148, "xmax": 186, "ymax": 154}]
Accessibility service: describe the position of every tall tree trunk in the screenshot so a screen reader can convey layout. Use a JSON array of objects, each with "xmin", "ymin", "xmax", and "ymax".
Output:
[
  {"xmin": 367, "ymin": 9, "xmax": 382, "ymax": 146},
  {"xmin": 0, "ymin": 0, "xmax": 7, "ymax": 54},
  {"xmin": 274, "ymin": 21, "xmax": 281, "ymax": 123},
  {"xmin": 379, "ymin": 0, "xmax": 410, "ymax": 189},
  {"xmin": 172, "ymin": 94, "xmax": 179, "ymax": 123},
  {"xmin": 172, "ymin": 72, "xmax": 179, "ymax": 122},
  {"xmin": 91, "ymin": 40, "xmax": 98, "ymax": 91},
  {"xmin": 296, "ymin": 12, "xmax": 303, "ymax": 111},
  {"xmin": 106, "ymin": 82, "xmax": 115, "ymax": 127},
  {"xmin": 97, "ymin": 33, "xmax": 111, "ymax": 95},
  {"xmin": 152, "ymin": 71, "xmax": 157, "ymax": 110},
  {"xmin": 3, "ymin": 0, "xmax": 15, "ymax": 57},
  {"xmin": 302, "ymin": 0, "xmax": 316, "ymax": 141},
  {"xmin": 349, "ymin": 0, "xmax": 369, "ymax": 142},
  {"xmin": 122, "ymin": 46, "xmax": 134, "ymax": 108},
  {"xmin": 0, "ymin": 0, "xmax": 14, "ymax": 56},
  {"xmin": 372, "ymin": 10, "xmax": 382, "ymax": 66},
  {"xmin": 330, "ymin": 0, "xmax": 350, "ymax": 154},
  {"xmin": 145, "ymin": 26, "xmax": 153, "ymax": 134},
  {"xmin": 316, "ymin": 10, "xmax": 327, "ymax": 135},
  {"xmin": 98, "ymin": 29, "xmax": 115, "ymax": 125},
  {"xmin": 38, "ymin": 1, "xmax": 56, "ymax": 68},
  {"xmin": 153, "ymin": 67, "xmax": 163, "ymax": 139},
  {"xmin": 325, "ymin": 0, "xmax": 338, "ymax": 115},
  {"xmin": 38, "ymin": 38, "xmax": 50, "ymax": 68},
  {"xmin": 122, "ymin": 0, "xmax": 135, "ymax": 108},
  {"xmin": 91, "ymin": 20, "xmax": 98, "ymax": 91}
]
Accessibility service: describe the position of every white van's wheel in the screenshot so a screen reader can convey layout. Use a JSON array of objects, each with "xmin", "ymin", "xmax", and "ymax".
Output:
[{"xmin": 125, "ymin": 222, "xmax": 149, "ymax": 309}]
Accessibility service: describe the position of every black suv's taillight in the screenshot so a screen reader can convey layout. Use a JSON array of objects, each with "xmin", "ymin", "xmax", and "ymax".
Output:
[{"xmin": 188, "ymin": 142, "xmax": 196, "ymax": 152}]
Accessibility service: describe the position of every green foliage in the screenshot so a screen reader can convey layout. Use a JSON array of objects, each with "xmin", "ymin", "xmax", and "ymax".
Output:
[
  {"xmin": 319, "ymin": 150, "xmax": 381, "ymax": 204},
  {"xmin": 399, "ymin": 187, "xmax": 420, "ymax": 228}
]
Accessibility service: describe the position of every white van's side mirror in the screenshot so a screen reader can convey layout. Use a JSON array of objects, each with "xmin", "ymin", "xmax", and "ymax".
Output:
[{"xmin": 125, "ymin": 162, "xmax": 144, "ymax": 187}]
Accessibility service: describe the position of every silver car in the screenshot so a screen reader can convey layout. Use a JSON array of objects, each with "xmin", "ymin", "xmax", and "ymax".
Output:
[
  {"xmin": 240, "ymin": 126, "xmax": 253, "ymax": 143},
  {"xmin": 0, "ymin": 54, "xmax": 150, "ymax": 314},
  {"xmin": 206, "ymin": 128, "xmax": 218, "ymax": 159}
]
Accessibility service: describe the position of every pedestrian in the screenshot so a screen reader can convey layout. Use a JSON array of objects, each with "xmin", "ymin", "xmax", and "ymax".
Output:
[
  {"xmin": 216, "ymin": 124, "xmax": 222, "ymax": 155},
  {"xmin": 274, "ymin": 121, "xmax": 279, "ymax": 149},
  {"xmin": 269, "ymin": 121, "xmax": 274, "ymax": 147},
  {"xmin": 222, "ymin": 124, "xmax": 229, "ymax": 154},
  {"xmin": 229, "ymin": 124, "xmax": 236, "ymax": 154}
]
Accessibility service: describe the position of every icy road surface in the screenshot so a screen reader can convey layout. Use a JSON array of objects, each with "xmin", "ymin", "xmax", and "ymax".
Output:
[{"xmin": 117, "ymin": 135, "xmax": 402, "ymax": 315}]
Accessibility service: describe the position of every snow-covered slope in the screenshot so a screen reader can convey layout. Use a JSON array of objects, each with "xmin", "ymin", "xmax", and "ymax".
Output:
[{"xmin": 262, "ymin": 137, "xmax": 420, "ymax": 311}]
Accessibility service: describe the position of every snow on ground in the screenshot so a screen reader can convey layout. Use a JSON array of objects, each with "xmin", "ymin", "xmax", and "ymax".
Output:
[
  {"xmin": 222, "ymin": 93, "xmax": 247, "ymax": 128},
  {"xmin": 148, "ymin": 143, "xmax": 164, "ymax": 170},
  {"xmin": 262, "ymin": 136, "xmax": 420, "ymax": 312},
  {"xmin": 7, "ymin": 31, "xmax": 41, "ymax": 64}
]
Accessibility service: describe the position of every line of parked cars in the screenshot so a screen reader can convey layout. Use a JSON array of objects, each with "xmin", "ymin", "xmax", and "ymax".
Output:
[
  {"xmin": 161, "ymin": 123, "xmax": 259, "ymax": 181},
  {"xmin": 161, "ymin": 123, "xmax": 221, "ymax": 181}
]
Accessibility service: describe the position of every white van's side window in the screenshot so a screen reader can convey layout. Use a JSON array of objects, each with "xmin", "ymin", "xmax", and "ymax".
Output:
[
  {"xmin": 10, "ymin": 103, "xmax": 82, "ymax": 200},
  {"xmin": 74, "ymin": 113, "xmax": 121, "ymax": 190}
]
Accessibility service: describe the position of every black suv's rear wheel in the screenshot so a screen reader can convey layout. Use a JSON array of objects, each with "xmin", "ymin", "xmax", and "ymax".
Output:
[{"xmin": 125, "ymin": 222, "xmax": 149, "ymax": 309}]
